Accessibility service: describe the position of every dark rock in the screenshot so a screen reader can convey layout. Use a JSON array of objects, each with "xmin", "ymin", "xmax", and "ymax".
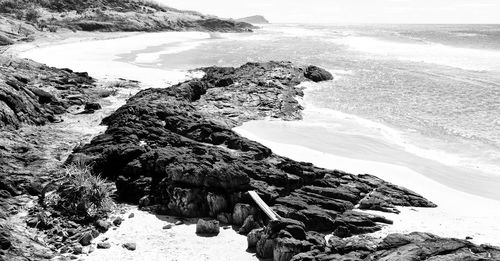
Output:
[
  {"xmin": 196, "ymin": 219, "xmax": 220, "ymax": 235},
  {"xmin": 274, "ymin": 238, "xmax": 313, "ymax": 261},
  {"xmin": 122, "ymin": 242, "xmax": 136, "ymax": 251},
  {"xmin": 304, "ymin": 66, "xmax": 333, "ymax": 82},
  {"xmin": 239, "ymin": 215, "xmax": 261, "ymax": 235},
  {"xmin": 248, "ymin": 228, "xmax": 265, "ymax": 249},
  {"xmin": 97, "ymin": 242, "xmax": 111, "ymax": 249},
  {"xmin": 73, "ymin": 245, "xmax": 83, "ymax": 254},
  {"xmin": 65, "ymin": 61, "xmax": 444, "ymax": 259},
  {"xmin": 233, "ymin": 204, "xmax": 257, "ymax": 226},
  {"xmin": 83, "ymin": 102, "xmax": 102, "ymax": 113},
  {"xmin": 256, "ymin": 234, "xmax": 275, "ymax": 258},
  {"xmin": 162, "ymin": 224, "xmax": 173, "ymax": 230},
  {"xmin": 78, "ymin": 231, "xmax": 94, "ymax": 246},
  {"xmin": 0, "ymin": 231, "xmax": 11, "ymax": 250},
  {"xmin": 113, "ymin": 217, "xmax": 124, "ymax": 226},
  {"xmin": 95, "ymin": 220, "xmax": 112, "ymax": 232},
  {"xmin": 333, "ymin": 226, "xmax": 351, "ymax": 238},
  {"xmin": 128, "ymin": 213, "xmax": 135, "ymax": 218},
  {"xmin": 283, "ymin": 225, "xmax": 307, "ymax": 240}
]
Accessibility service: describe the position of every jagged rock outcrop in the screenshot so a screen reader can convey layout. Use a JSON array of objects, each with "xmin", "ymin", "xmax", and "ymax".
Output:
[
  {"xmin": 287, "ymin": 232, "xmax": 500, "ymax": 261},
  {"xmin": 69, "ymin": 62, "xmax": 435, "ymax": 245},
  {"xmin": 0, "ymin": 0, "xmax": 254, "ymax": 43},
  {"xmin": 0, "ymin": 56, "xmax": 95, "ymax": 129}
]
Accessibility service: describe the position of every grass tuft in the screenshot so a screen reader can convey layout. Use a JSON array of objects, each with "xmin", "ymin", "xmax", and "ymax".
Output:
[{"xmin": 55, "ymin": 163, "xmax": 114, "ymax": 219}]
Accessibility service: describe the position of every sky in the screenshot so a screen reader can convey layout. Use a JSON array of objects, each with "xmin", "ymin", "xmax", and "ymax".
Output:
[{"xmin": 157, "ymin": 0, "xmax": 500, "ymax": 24}]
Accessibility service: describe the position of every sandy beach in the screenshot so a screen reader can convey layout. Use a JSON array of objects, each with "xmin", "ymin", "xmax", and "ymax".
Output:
[{"xmin": 83, "ymin": 207, "xmax": 257, "ymax": 261}]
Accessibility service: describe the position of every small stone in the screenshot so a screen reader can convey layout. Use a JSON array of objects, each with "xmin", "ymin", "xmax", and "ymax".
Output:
[
  {"xmin": 97, "ymin": 242, "xmax": 111, "ymax": 249},
  {"xmin": 95, "ymin": 219, "xmax": 112, "ymax": 232},
  {"xmin": 466, "ymin": 236, "xmax": 473, "ymax": 240},
  {"xmin": 162, "ymin": 224, "xmax": 173, "ymax": 230},
  {"xmin": 73, "ymin": 245, "xmax": 83, "ymax": 254},
  {"xmin": 78, "ymin": 232, "xmax": 94, "ymax": 246},
  {"xmin": 113, "ymin": 217, "xmax": 123, "ymax": 226},
  {"xmin": 128, "ymin": 213, "xmax": 135, "ymax": 219},
  {"xmin": 122, "ymin": 242, "xmax": 136, "ymax": 251},
  {"xmin": 174, "ymin": 220, "xmax": 183, "ymax": 225}
]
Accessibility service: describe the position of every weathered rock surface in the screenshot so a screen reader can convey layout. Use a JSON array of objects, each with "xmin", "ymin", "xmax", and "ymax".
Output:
[
  {"xmin": 0, "ymin": 56, "xmax": 95, "ymax": 129},
  {"xmin": 66, "ymin": 61, "xmax": 445, "ymax": 260},
  {"xmin": 0, "ymin": 0, "xmax": 254, "ymax": 45},
  {"xmin": 287, "ymin": 233, "xmax": 500, "ymax": 261},
  {"xmin": 196, "ymin": 219, "xmax": 220, "ymax": 235}
]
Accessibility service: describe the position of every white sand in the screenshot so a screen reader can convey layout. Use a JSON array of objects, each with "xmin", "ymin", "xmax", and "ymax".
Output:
[
  {"xmin": 234, "ymin": 123, "xmax": 500, "ymax": 246},
  {"xmin": 83, "ymin": 208, "xmax": 257, "ymax": 261},
  {"xmin": 16, "ymin": 31, "xmax": 210, "ymax": 88}
]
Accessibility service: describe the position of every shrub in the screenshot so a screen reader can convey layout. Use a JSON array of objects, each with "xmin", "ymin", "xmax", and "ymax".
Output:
[
  {"xmin": 55, "ymin": 164, "xmax": 114, "ymax": 219},
  {"xmin": 25, "ymin": 8, "xmax": 40, "ymax": 22}
]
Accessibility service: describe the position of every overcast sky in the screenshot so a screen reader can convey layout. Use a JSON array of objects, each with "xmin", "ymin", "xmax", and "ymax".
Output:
[{"xmin": 157, "ymin": 0, "xmax": 500, "ymax": 24}]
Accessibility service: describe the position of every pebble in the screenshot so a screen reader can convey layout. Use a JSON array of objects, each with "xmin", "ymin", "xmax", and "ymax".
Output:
[
  {"xmin": 162, "ymin": 224, "xmax": 173, "ymax": 230},
  {"xmin": 122, "ymin": 242, "xmax": 136, "ymax": 251}
]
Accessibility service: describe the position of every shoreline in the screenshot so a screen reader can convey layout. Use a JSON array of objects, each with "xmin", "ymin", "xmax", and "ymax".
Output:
[
  {"xmin": 11, "ymin": 29, "xmax": 500, "ymax": 259},
  {"xmin": 234, "ymin": 120, "xmax": 500, "ymax": 245},
  {"xmin": 12, "ymin": 31, "xmax": 259, "ymax": 261}
]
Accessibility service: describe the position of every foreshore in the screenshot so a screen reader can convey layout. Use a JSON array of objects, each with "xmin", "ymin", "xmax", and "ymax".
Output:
[
  {"xmin": 234, "ymin": 119, "xmax": 500, "ymax": 245},
  {"xmin": 10, "ymin": 31, "xmax": 259, "ymax": 261},
  {"xmin": 10, "ymin": 30, "xmax": 500, "ymax": 260}
]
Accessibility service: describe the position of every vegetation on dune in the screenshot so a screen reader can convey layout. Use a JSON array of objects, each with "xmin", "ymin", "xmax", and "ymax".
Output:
[{"xmin": 0, "ymin": 0, "xmax": 202, "ymax": 14}]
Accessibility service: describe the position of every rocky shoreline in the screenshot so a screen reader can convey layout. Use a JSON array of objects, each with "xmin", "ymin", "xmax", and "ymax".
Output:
[
  {"xmin": 1, "ymin": 2, "xmax": 500, "ymax": 260},
  {"xmin": 65, "ymin": 61, "xmax": 500, "ymax": 260}
]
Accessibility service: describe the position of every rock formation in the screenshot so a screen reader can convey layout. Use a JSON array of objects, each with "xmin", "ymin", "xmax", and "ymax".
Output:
[
  {"xmin": 236, "ymin": 15, "xmax": 270, "ymax": 24},
  {"xmin": 66, "ymin": 61, "xmax": 467, "ymax": 259},
  {"xmin": 0, "ymin": 0, "xmax": 255, "ymax": 46}
]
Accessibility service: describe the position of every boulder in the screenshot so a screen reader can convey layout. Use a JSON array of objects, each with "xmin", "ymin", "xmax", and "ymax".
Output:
[
  {"xmin": 239, "ymin": 215, "xmax": 261, "ymax": 235},
  {"xmin": 196, "ymin": 219, "xmax": 220, "ymax": 235},
  {"xmin": 274, "ymin": 238, "xmax": 313, "ymax": 261},
  {"xmin": 78, "ymin": 231, "xmax": 94, "ymax": 246},
  {"xmin": 232, "ymin": 203, "xmax": 257, "ymax": 226},
  {"xmin": 95, "ymin": 220, "xmax": 112, "ymax": 233},
  {"xmin": 0, "ymin": 231, "xmax": 11, "ymax": 250},
  {"xmin": 113, "ymin": 217, "xmax": 124, "ymax": 226},
  {"xmin": 97, "ymin": 242, "xmax": 111, "ymax": 249},
  {"xmin": 248, "ymin": 228, "xmax": 265, "ymax": 249},
  {"xmin": 207, "ymin": 192, "xmax": 228, "ymax": 217},
  {"xmin": 84, "ymin": 102, "xmax": 102, "ymax": 111},
  {"xmin": 256, "ymin": 234, "xmax": 275, "ymax": 258},
  {"xmin": 304, "ymin": 66, "xmax": 333, "ymax": 82}
]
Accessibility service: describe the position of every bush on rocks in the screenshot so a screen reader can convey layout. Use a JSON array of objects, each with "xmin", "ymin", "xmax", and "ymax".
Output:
[{"xmin": 43, "ymin": 164, "xmax": 114, "ymax": 220}]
